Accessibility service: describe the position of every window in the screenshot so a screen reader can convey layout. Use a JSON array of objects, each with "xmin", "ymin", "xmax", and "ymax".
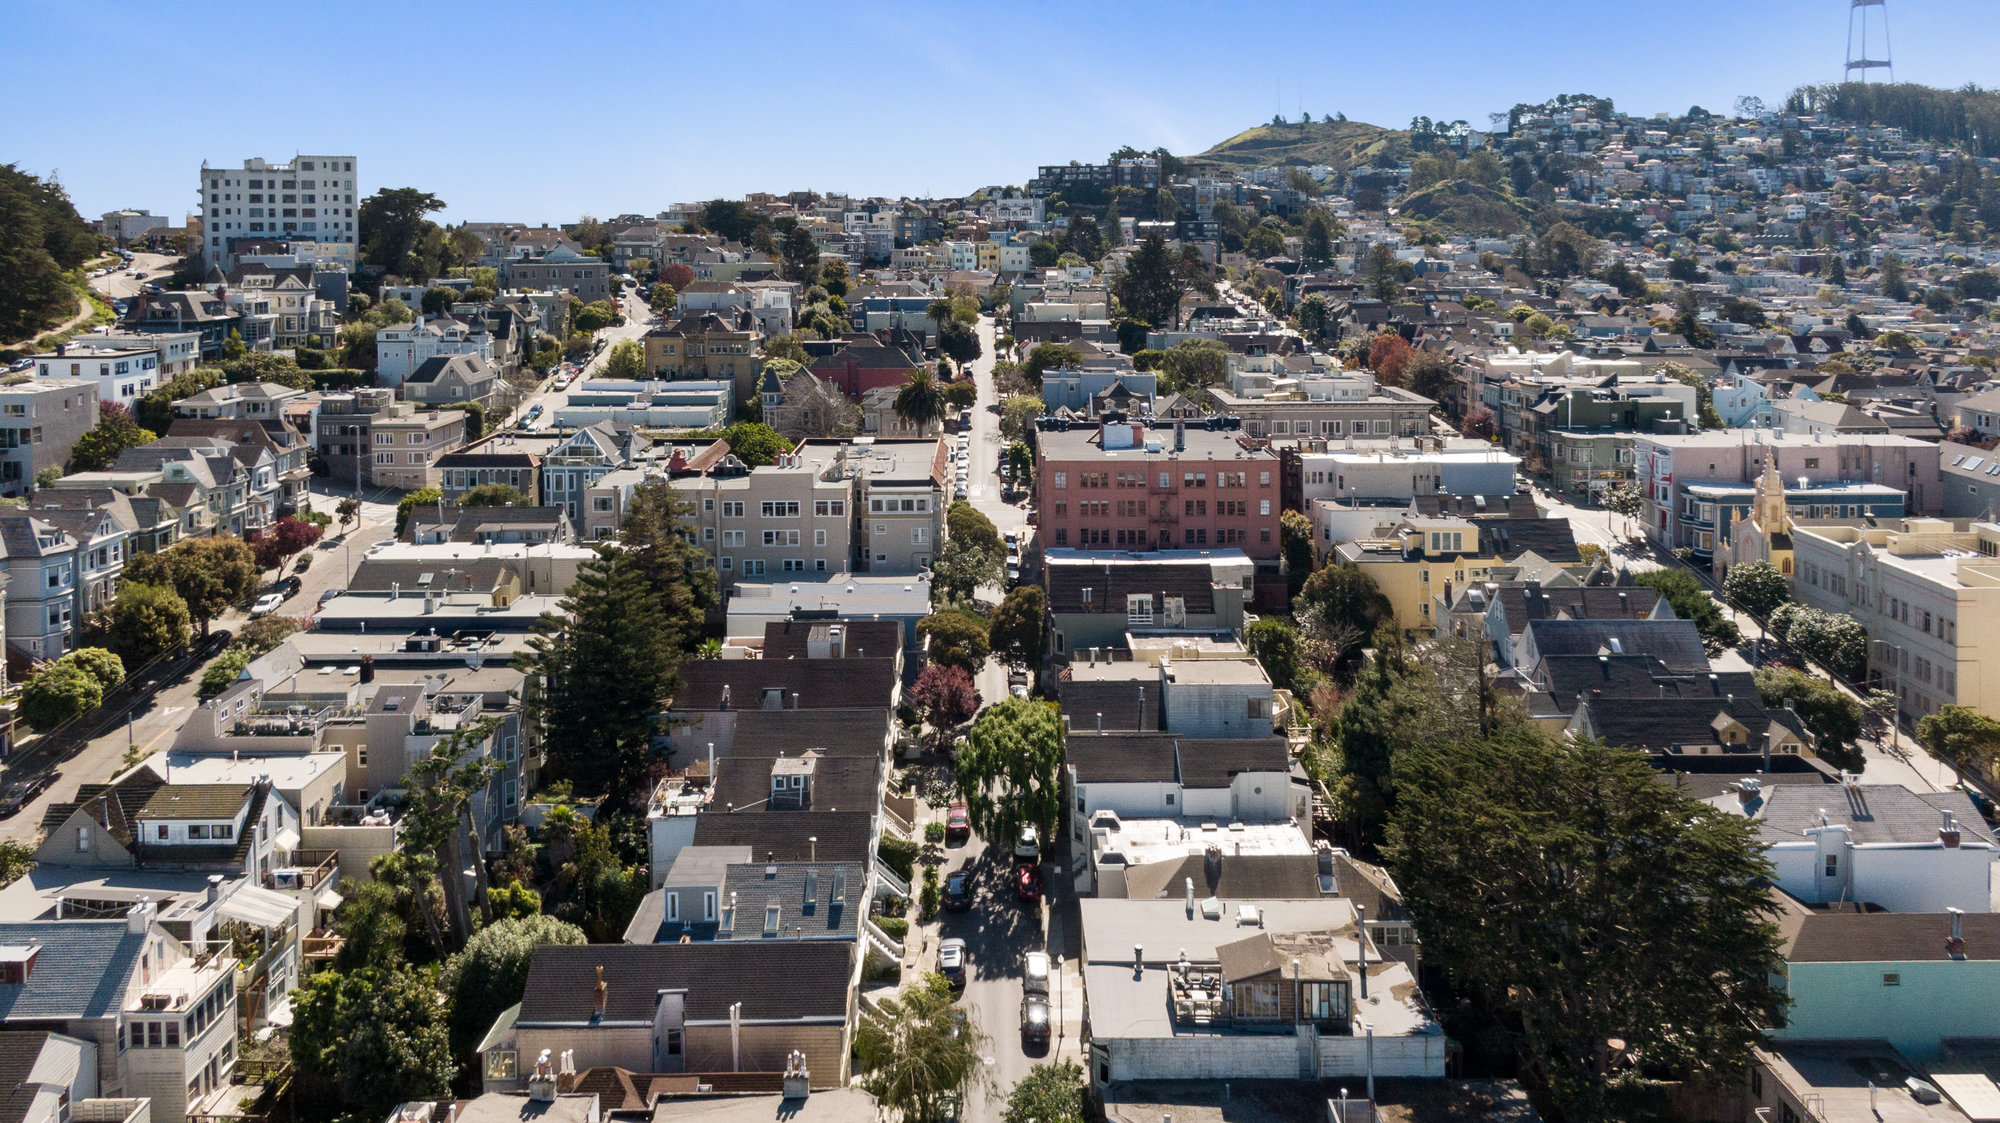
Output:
[
  {"xmin": 1053, "ymin": 472, "xmax": 1067, "ymax": 489},
  {"xmin": 762, "ymin": 529, "xmax": 800, "ymax": 547},
  {"xmin": 1882, "ymin": 973, "xmax": 1901, "ymax": 986},
  {"xmin": 742, "ymin": 559, "xmax": 765, "ymax": 575},
  {"xmin": 813, "ymin": 529, "xmax": 827, "ymax": 546},
  {"xmin": 721, "ymin": 501, "xmax": 744, "ymax": 518},
  {"xmin": 1127, "ymin": 594, "xmax": 1153, "ymax": 624},
  {"xmin": 722, "ymin": 530, "xmax": 744, "ymax": 546},
  {"xmin": 666, "ymin": 892, "xmax": 679, "ymax": 921},
  {"xmin": 76, "ymin": 827, "xmax": 89, "ymax": 852},
  {"xmin": 1232, "ymin": 981, "xmax": 1281, "ymax": 1020},
  {"xmin": 912, "ymin": 527, "xmax": 928, "ymax": 544},
  {"xmin": 1823, "ymin": 854, "xmax": 1838, "ymax": 877},
  {"xmin": 760, "ymin": 500, "xmax": 800, "ymax": 517},
  {"xmin": 814, "ymin": 499, "xmax": 845, "ymax": 517},
  {"xmin": 485, "ymin": 1051, "xmax": 518, "ymax": 1081}
]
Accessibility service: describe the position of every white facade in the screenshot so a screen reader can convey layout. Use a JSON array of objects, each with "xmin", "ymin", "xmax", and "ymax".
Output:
[
  {"xmin": 198, "ymin": 155, "xmax": 357, "ymax": 272},
  {"xmin": 374, "ymin": 316, "xmax": 492, "ymax": 385},
  {"xmin": 1298, "ymin": 445, "xmax": 1520, "ymax": 506},
  {"xmin": 34, "ymin": 342, "xmax": 159, "ymax": 406}
]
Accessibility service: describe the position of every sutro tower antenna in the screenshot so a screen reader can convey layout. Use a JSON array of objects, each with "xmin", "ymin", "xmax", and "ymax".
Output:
[{"xmin": 1845, "ymin": 0, "xmax": 1894, "ymax": 84}]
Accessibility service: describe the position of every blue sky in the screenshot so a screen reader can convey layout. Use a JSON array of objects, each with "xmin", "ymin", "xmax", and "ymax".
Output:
[{"xmin": 6, "ymin": 0, "xmax": 1997, "ymax": 225}]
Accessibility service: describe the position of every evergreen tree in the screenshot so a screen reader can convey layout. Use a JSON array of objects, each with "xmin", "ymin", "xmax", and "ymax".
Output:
[
  {"xmin": 617, "ymin": 480, "xmax": 717, "ymax": 653},
  {"xmin": 521, "ymin": 546, "xmax": 681, "ymax": 806}
]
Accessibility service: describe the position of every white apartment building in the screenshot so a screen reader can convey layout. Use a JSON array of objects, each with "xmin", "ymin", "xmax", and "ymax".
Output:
[
  {"xmin": 374, "ymin": 316, "xmax": 494, "ymax": 385},
  {"xmin": 32, "ymin": 339, "xmax": 161, "ymax": 405},
  {"xmin": 1788, "ymin": 518, "xmax": 2000, "ymax": 731},
  {"xmin": 198, "ymin": 155, "xmax": 357, "ymax": 272}
]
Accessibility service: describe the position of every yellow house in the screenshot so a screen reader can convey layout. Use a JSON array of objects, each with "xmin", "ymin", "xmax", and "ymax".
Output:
[
  {"xmin": 976, "ymin": 242, "xmax": 1002, "ymax": 272},
  {"xmin": 1334, "ymin": 514, "xmax": 1587, "ymax": 632}
]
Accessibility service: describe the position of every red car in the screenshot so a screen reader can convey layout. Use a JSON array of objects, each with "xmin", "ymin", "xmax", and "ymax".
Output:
[
  {"xmin": 945, "ymin": 802, "xmax": 970, "ymax": 845},
  {"xmin": 1015, "ymin": 864, "xmax": 1043, "ymax": 905}
]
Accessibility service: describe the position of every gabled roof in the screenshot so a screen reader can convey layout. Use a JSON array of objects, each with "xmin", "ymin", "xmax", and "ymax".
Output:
[
  {"xmin": 759, "ymin": 619, "xmax": 901, "ymax": 662},
  {"xmin": 1522, "ymin": 617, "xmax": 1709, "ymax": 674}
]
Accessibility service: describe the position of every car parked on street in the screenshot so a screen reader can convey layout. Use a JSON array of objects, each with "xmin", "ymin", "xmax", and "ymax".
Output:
[
  {"xmin": 0, "ymin": 775, "xmax": 52, "ymax": 817},
  {"xmin": 938, "ymin": 937, "xmax": 967, "ymax": 988},
  {"xmin": 250, "ymin": 593, "xmax": 285, "ymax": 617},
  {"xmin": 1023, "ymin": 950, "xmax": 1050, "ymax": 996},
  {"xmin": 944, "ymin": 870, "xmax": 971, "ymax": 911},
  {"xmin": 1014, "ymin": 824, "xmax": 1040, "ymax": 863},
  {"xmin": 945, "ymin": 802, "xmax": 970, "ymax": 844},
  {"xmin": 1020, "ymin": 994, "xmax": 1051, "ymax": 1046},
  {"xmin": 1015, "ymin": 864, "xmax": 1042, "ymax": 904}
]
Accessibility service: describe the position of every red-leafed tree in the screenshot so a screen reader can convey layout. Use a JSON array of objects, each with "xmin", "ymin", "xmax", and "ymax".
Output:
[
  {"xmin": 1461, "ymin": 406, "xmax": 1498, "ymax": 441},
  {"xmin": 660, "ymin": 263, "xmax": 695, "ymax": 291},
  {"xmin": 910, "ymin": 663, "xmax": 979, "ymax": 749},
  {"xmin": 1369, "ymin": 333, "xmax": 1415, "ymax": 386},
  {"xmin": 253, "ymin": 516, "xmax": 324, "ymax": 570}
]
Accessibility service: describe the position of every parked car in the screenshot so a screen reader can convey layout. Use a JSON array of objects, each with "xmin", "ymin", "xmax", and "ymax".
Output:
[
  {"xmin": 250, "ymin": 593, "xmax": 285, "ymax": 617},
  {"xmin": 1023, "ymin": 950, "xmax": 1050, "ymax": 996},
  {"xmin": 945, "ymin": 802, "xmax": 970, "ymax": 844},
  {"xmin": 1020, "ymin": 994, "xmax": 1051, "ymax": 1045},
  {"xmin": 1015, "ymin": 824, "xmax": 1040, "ymax": 863},
  {"xmin": 944, "ymin": 870, "xmax": 972, "ymax": 911},
  {"xmin": 0, "ymin": 775, "xmax": 51, "ymax": 817},
  {"xmin": 1015, "ymin": 864, "xmax": 1042, "ymax": 904},
  {"xmin": 276, "ymin": 576, "xmax": 302, "ymax": 597},
  {"xmin": 1907, "ymin": 1078, "xmax": 1943, "ymax": 1105},
  {"xmin": 938, "ymin": 937, "xmax": 967, "ymax": 988},
  {"xmin": 318, "ymin": 588, "xmax": 343, "ymax": 607}
]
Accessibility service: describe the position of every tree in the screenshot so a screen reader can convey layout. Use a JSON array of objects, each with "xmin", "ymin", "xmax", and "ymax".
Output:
[
  {"xmin": 336, "ymin": 497, "xmax": 360, "ymax": 530},
  {"xmin": 999, "ymin": 396, "xmax": 1044, "ymax": 443},
  {"xmin": 930, "ymin": 539, "xmax": 1002, "ymax": 606},
  {"xmin": 910, "ymin": 664, "xmax": 979, "ymax": 747},
  {"xmin": 918, "ymin": 610, "xmax": 990, "ymax": 673},
  {"xmin": 1600, "ymin": 481, "xmax": 1644, "ymax": 533},
  {"xmin": 954, "ymin": 698, "xmax": 1063, "ymax": 850},
  {"xmin": 19, "ymin": 661, "xmax": 101, "ymax": 732},
  {"xmin": 855, "ymin": 973, "xmax": 988, "ymax": 1123},
  {"xmin": 1634, "ymin": 568, "xmax": 1740, "ymax": 652},
  {"xmin": 894, "ymin": 369, "xmax": 947, "ymax": 433},
  {"xmin": 230, "ymin": 615, "xmax": 300, "ymax": 656},
  {"xmin": 987, "ymin": 586, "xmax": 1046, "ymax": 666},
  {"xmin": 1386, "ymin": 734, "xmax": 1784, "ymax": 1122},
  {"xmin": 945, "ymin": 501, "xmax": 1001, "ymax": 557},
  {"xmin": 616, "ymin": 479, "xmax": 717, "ymax": 653},
  {"xmin": 1722, "ymin": 560, "xmax": 1791, "ymax": 617},
  {"xmin": 61, "ymin": 647, "xmax": 123, "ymax": 690},
  {"xmin": 1460, "ymin": 406, "xmax": 1497, "ymax": 440},
  {"xmin": 1669, "ymin": 289, "xmax": 1717, "ymax": 348},
  {"xmin": 1022, "ymin": 343, "xmax": 1081, "ymax": 386},
  {"xmin": 91, "ymin": 582, "xmax": 190, "ymax": 665},
  {"xmin": 440, "ymin": 915, "xmax": 586, "ymax": 1069},
  {"xmin": 253, "ymin": 516, "xmax": 322, "ymax": 571},
  {"xmin": 136, "ymin": 368, "xmax": 223, "ymax": 432},
  {"xmin": 1245, "ymin": 619, "xmax": 1301, "ymax": 693},
  {"xmin": 573, "ymin": 301, "xmax": 619, "ymax": 332},
  {"xmin": 603, "ymin": 338, "xmax": 645, "ymax": 380},
  {"xmin": 359, "ymin": 188, "xmax": 447, "ymax": 279},
  {"xmin": 396, "ymin": 488, "xmax": 444, "ymax": 535},
  {"xmin": 1406, "ymin": 349, "xmax": 1454, "ymax": 402},
  {"xmin": 716, "ymin": 422, "xmax": 788, "ymax": 468},
  {"xmin": 1280, "ymin": 509, "xmax": 1314, "ymax": 594},
  {"xmin": 1111, "ymin": 234, "xmax": 1215, "ymax": 329},
  {"xmin": 661, "ymin": 263, "xmax": 695, "ymax": 291},
  {"xmin": 937, "ymin": 319, "xmax": 982, "ymax": 373},
  {"xmin": 1368, "ymin": 332, "xmax": 1415, "ymax": 385},
  {"xmin": 1295, "ymin": 563, "xmax": 1392, "ymax": 669},
  {"xmin": 1879, "ymin": 253, "xmax": 1909, "ymax": 302},
  {"xmin": 1157, "ymin": 338, "xmax": 1228, "ymax": 392},
  {"xmin": 1766, "ymin": 602, "xmax": 1867, "ymax": 680},
  {"xmin": 69, "ymin": 402, "xmax": 157, "ymax": 471},
  {"xmin": 1961, "ymin": 270, "xmax": 2000, "ymax": 302},
  {"xmin": 459, "ymin": 483, "xmax": 530, "ymax": 508},
  {"xmin": 199, "ymin": 650, "xmax": 252, "ymax": 697},
  {"xmin": 941, "ymin": 380, "xmax": 977, "ymax": 411},
  {"xmin": 648, "ymin": 282, "xmax": 679, "ymax": 315},
  {"xmin": 0, "ymin": 164, "xmax": 104, "ymax": 340},
  {"xmin": 1301, "ymin": 213, "xmax": 1336, "ymax": 268},
  {"xmin": 123, "ymin": 536, "xmax": 257, "ymax": 635},
  {"xmin": 1918, "ymin": 705, "xmax": 2000, "ymax": 775},
  {"xmin": 291, "ymin": 964, "xmax": 455, "ymax": 1121},
  {"xmin": 698, "ymin": 200, "xmax": 764, "ymax": 246},
  {"xmin": 419, "ymin": 286, "xmax": 458, "ymax": 317},
  {"xmin": 1003, "ymin": 1062, "xmax": 1086, "ymax": 1123},
  {"xmin": 522, "ymin": 547, "xmax": 681, "ymax": 804},
  {"xmin": 1295, "ymin": 293, "xmax": 1332, "ymax": 341},
  {"xmin": 1363, "ymin": 244, "xmax": 1401, "ymax": 301},
  {"xmin": 1755, "ymin": 666, "xmax": 1863, "ymax": 765}
]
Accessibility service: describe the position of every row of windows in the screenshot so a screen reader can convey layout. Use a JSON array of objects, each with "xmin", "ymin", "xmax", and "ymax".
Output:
[
  {"xmin": 1053, "ymin": 470, "xmax": 1272, "ymax": 489},
  {"xmin": 1055, "ymin": 527, "xmax": 1264, "ymax": 547}
]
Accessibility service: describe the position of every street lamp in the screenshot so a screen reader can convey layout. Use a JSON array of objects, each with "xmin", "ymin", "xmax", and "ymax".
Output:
[{"xmin": 1055, "ymin": 953, "xmax": 1064, "ymax": 1048}]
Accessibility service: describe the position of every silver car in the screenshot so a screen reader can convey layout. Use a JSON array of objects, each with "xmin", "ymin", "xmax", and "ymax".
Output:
[{"xmin": 1023, "ymin": 950, "xmax": 1050, "ymax": 996}]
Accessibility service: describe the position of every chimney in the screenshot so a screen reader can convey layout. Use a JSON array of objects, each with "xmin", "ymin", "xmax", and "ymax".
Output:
[
  {"xmin": 1736, "ymin": 778, "xmax": 1762, "ymax": 807},
  {"xmin": 1941, "ymin": 810, "xmax": 1962, "ymax": 849},
  {"xmin": 1133, "ymin": 944, "xmax": 1144, "ymax": 976},
  {"xmin": 1185, "ymin": 876, "xmax": 1195, "ymax": 918},
  {"xmin": 592, "ymin": 964, "xmax": 607, "ymax": 1020},
  {"xmin": 720, "ymin": 684, "xmax": 732, "ymax": 711},
  {"xmin": 527, "ymin": 1050, "xmax": 557, "ymax": 1102},
  {"xmin": 206, "ymin": 874, "xmax": 224, "ymax": 904},
  {"xmin": 126, "ymin": 896, "xmax": 154, "ymax": 933},
  {"xmin": 782, "ymin": 1049, "xmax": 811, "ymax": 1101},
  {"xmin": 1948, "ymin": 907, "xmax": 1967, "ymax": 960},
  {"xmin": 1174, "ymin": 420, "xmax": 1185, "ymax": 452}
]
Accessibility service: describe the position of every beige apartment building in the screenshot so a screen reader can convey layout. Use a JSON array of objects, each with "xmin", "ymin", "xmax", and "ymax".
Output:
[
  {"xmin": 1787, "ymin": 517, "xmax": 2000, "ymax": 736},
  {"xmin": 368, "ymin": 404, "xmax": 467, "ymax": 490}
]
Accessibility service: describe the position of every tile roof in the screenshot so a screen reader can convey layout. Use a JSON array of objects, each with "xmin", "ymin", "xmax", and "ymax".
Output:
[
  {"xmin": 518, "ymin": 941, "xmax": 852, "ymax": 1024},
  {"xmin": 1579, "ymin": 696, "xmax": 1797, "ymax": 754},
  {"xmin": 0, "ymin": 922, "xmax": 145, "ymax": 1020},
  {"xmin": 1522, "ymin": 618, "xmax": 1709, "ymax": 674},
  {"xmin": 0, "ymin": 1032, "xmax": 55, "ymax": 1123},
  {"xmin": 1058, "ymin": 679, "xmax": 1160, "ymax": 733}
]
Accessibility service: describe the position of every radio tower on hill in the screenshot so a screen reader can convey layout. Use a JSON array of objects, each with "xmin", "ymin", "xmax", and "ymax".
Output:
[{"xmin": 1845, "ymin": 0, "xmax": 1895, "ymax": 84}]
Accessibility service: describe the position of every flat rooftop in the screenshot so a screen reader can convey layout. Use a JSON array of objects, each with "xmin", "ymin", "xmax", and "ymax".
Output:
[
  {"xmin": 1759, "ymin": 1041, "xmax": 1974, "ymax": 1122},
  {"xmin": 156, "ymin": 752, "xmax": 344, "ymax": 791},
  {"xmin": 1086, "ymin": 957, "xmax": 1435, "ymax": 1041},
  {"xmin": 1094, "ymin": 818, "xmax": 1313, "ymax": 869}
]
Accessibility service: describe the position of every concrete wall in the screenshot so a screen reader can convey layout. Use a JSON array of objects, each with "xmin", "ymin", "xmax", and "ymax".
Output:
[
  {"xmin": 1779, "ymin": 960, "xmax": 2000, "ymax": 1062},
  {"xmin": 1769, "ymin": 841, "xmax": 1997, "ymax": 915},
  {"xmin": 1102, "ymin": 1034, "xmax": 1303, "ymax": 1083},
  {"xmin": 299, "ymin": 824, "xmax": 397, "ymax": 886},
  {"xmin": 1317, "ymin": 1033, "xmax": 1448, "ymax": 1078},
  {"xmin": 1229, "ymin": 772, "xmax": 1293, "ymax": 821},
  {"xmin": 1162, "ymin": 682, "xmax": 1272, "ymax": 739}
]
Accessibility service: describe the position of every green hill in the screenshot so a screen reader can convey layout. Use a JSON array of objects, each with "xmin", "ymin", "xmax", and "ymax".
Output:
[
  {"xmin": 1196, "ymin": 118, "xmax": 1403, "ymax": 171},
  {"xmin": 1395, "ymin": 179, "xmax": 1533, "ymax": 236}
]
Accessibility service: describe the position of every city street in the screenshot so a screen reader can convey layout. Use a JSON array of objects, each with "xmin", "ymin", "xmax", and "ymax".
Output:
[{"xmin": 89, "ymin": 252, "xmax": 180, "ymax": 303}]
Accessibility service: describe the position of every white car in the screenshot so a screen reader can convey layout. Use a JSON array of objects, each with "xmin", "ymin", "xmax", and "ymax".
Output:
[
  {"xmin": 1023, "ymin": 950, "xmax": 1050, "ymax": 995},
  {"xmin": 250, "ymin": 593, "xmax": 285, "ymax": 618},
  {"xmin": 1014, "ymin": 824, "xmax": 1041, "ymax": 862}
]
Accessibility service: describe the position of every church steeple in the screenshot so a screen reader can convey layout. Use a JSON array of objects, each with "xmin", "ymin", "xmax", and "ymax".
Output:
[{"xmin": 1752, "ymin": 456, "xmax": 1789, "ymax": 533}]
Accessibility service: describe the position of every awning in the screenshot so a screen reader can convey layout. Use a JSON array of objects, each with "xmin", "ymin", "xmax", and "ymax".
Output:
[
  {"xmin": 219, "ymin": 885, "xmax": 298, "ymax": 928},
  {"xmin": 273, "ymin": 827, "xmax": 302, "ymax": 853},
  {"xmin": 315, "ymin": 885, "xmax": 343, "ymax": 911}
]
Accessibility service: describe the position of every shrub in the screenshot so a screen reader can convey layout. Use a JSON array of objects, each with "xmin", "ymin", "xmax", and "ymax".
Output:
[
  {"xmin": 877, "ymin": 836, "xmax": 920, "ymax": 883},
  {"xmin": 200, "ymin": 650, "xmax": 252, "ymax": 696},
  {"xmin": 925, "ymin": 822, "xmax": 946, "ymax": 844},
  {"xmin": 874, "ymin": 917, "xmax": 909, "ymax": 940}
]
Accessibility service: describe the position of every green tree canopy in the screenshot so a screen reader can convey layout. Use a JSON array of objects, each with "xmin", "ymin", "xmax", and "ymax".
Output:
[
  {"xmin": 855, "ymin": 974, "xmax": 988, "ymax": 1123},
  {"xmin": 1022, "ymin": 344, "xmax": 1081, "ymax": 386},
  {"xmin": 1112, "ymin": 234, "xmax": 1216, "ymax": 329},
  {"xmin": 1387, "ymin": 732, "xmax": 1785, "ymax": 1121},
  {"xmin": 359, "ymin": 188, "xmax": 448, "ymax": 280},
  {"xmin": 945, "ymin": 501, "xmax": 1000, "ymax": 556},
  {"xmin": 953, "ymin": 698, "xmax": 1064, "ymax": 854},
  {"xmin": 88, "ymin": 581, "xmax": 191, "ymax": 665},
  {"xmin": 1003, "ymin": 1062, "xmax": 1086, "ymax": 1123},
  {"xmin": 70, "ymin": 403, "xmax": 157, "ymax": 472},
  {"xmin": 1245, "ymin": 619, "xmax": 1301, "ymax": 694},
  {"xmin": 1767, "ymin": 602, "xmax": 1867, "ymax": 680},
  {"xmin": 930, "ymin": 538, "xmax": 1001, "ymax": 605},
  {"xmin": 1295, "ymin": 562, "xmax": 1392, "ymax": 669},
  {"xmin": 1722, "ymin": 560, "xmax": 1792, "ymax": 617},
  {"xmin": 19, "ymin": 661, "xmax": 101, "ymax": 731},
  {"xmin": 616, "ymin": 479, "xmax": 718, "ymax": 652},
  {"xmin": 1918, "ymin": 705, "xmax": 2000, "ymax": 775},
  {"xmin": 894, "ymin": 369, "xmax": 947, "ymax": 432},
  {"xmin": 291, "ymin": 964, "xmax": 455, "ymax": 1120},
  {"xmin": 122, "ymin": 536, "xmax": 256, "ymax": 634},
  {"xmin": 1755, "ymin": 666, "xmax": 1864, "ymax": 767},
  {"xmin": 604, "ymin": 338, "xmax": 646, "ymax": 380},
  {"xmin": 521, "ymin": 547, "xmax": 682, "ymax": 805},
  {"xmin": 459, "ymin": 483, "xmax": 530, "ymax": 508},
  {"xmin": 1634, "ymin": 568, "xmax": 1741, "ymax": 653},
  {"xmin": 986, "ymin": 586, "xmax": 1046, "ymax": 667},
  {"xmin": 440, "ymin": 914, "xmax": 585, "ymax": 1067},
  {"xmin": 396, "ymin": 487, "xmax": 444, "ymax": 534},
  {"xmin": 999, "ymin": 396, "xmax": 1044, "ymax": 443},
  {"xmin": 918, "ymin": 610, "xmax": 990, "ymax": 673},
  {"xmin": 717, "ymin": 422, "xmax": 788, "ymax": 468}
]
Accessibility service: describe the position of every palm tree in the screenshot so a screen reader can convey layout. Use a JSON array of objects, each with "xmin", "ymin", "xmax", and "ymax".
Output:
[
  {"xmin": 925, "ymin": 298, "xmax": 954, "ymax": 335},
  {"xmin": 893, "ymin": 368, "xmax": 946, "ymax": 434}
]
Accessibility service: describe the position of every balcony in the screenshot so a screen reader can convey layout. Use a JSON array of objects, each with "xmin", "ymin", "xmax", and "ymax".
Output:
[{"xmin": 267, "ymin": 849, "xmax": 338, "ymax": 891}]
